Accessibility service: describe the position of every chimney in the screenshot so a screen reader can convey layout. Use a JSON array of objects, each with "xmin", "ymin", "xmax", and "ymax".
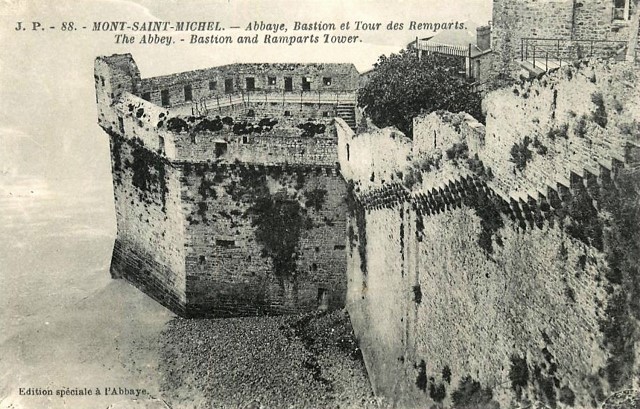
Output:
[{"xmin": 476, "ymin": 25, "xmax": 491, "ymax": 51}]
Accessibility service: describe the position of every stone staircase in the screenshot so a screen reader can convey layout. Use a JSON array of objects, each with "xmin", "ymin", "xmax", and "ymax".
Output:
[
  {"xmin": 519, "ymin": 59, "xmax": 569, "ymax": 77},
  {"xmin": 336, "ymin": 103, "xmax": 357, "ymax": 130}
]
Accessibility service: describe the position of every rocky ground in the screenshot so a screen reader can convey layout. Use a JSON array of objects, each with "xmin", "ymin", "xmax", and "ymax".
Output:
[{"xmin": 158, "ymin": 310, "xmax": 388, "ymax": 409}]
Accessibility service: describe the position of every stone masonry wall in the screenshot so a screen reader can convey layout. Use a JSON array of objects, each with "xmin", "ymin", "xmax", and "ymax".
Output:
[
  {"xmin": 97, "ymin": 54, "xmax": 350, "ymax": 318},
  {"xmin": 180, "ymin": 163, "xmax": 347, "ymax": 317},
  {"xmin": 108, "ymin": 132, "xmax": 187, "ymax": 314},
  {"xmin": 408, "ymin": 204, "xmax": 609, "ymax": 409},
  {"xmin": 480, "ymin": 60, "xmax": 639, "ymax": 202},
  {"xmin": 137, "ymin": 63, "xmax": 359, "ymax": 109},
  {"xmin": 340, "ymin": 60, "xmax": 640, "ymax": 408},
  {"xmin": 492, "ymin": 0, "xmax": 636, "ymax": 74},
  {"xmin": 345, "ymin": 205, "xmax": 409, "ymax": 399},
  {"xmin": 169, "ymin": 101, "xmax": 348, "ymax": 122},
  {"xmin": 118, "ymin": 93, "xmax": 178, "ymax": 157},
  {"xmin": 171, "ymin": 118, "xmax": 339, "ymax": 166},
  {"xmin": 336, "ymin": 118, "xmax": 412, "ymax": 192},
  {"xmin": 95, "ymin": 55, "xmax": 141, "ymax": 131}
]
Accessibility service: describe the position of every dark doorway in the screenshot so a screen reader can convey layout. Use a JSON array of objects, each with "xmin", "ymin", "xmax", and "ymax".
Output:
[{"xmin": 225, "ymin": 78, "xmax": 234, "ymax": 94}]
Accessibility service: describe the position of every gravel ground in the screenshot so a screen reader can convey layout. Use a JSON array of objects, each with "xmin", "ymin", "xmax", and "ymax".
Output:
[{"xmin": 158, "ymin": 310, "xmax": 388, "ymax": 409}]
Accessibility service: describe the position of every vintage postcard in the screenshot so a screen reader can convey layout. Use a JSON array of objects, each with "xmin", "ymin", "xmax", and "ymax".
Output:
[{"xmin": 1, "ymin": 0, "xmax": 639, "ymax": 408}]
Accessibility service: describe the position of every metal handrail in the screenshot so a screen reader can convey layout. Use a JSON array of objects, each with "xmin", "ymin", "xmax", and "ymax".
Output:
[
  {"xmin": 520, "ymin": 37, "xmax": 628, "ymax": 71},
  {"xmin": 183, "ymin": 90, "xmax": 357, "ymax": 116},
  {"xmin": 415, "ymin": 39, "xmax": 470, "ymax": 57}
]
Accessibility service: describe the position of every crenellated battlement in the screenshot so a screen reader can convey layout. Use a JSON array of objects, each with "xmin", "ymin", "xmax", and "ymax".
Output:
[
  {"xmin": 342, "ymin": 59, "xmax": 640, "ymax": 209},
  {"xmin": 339, "ymin": 58, "xmax": 640, "ymax": 408}
]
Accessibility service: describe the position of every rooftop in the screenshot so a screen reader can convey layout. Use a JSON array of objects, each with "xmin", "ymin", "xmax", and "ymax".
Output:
[{"xmin": 411, "ymin": 21, "xmax": 490, "ymax": 58}]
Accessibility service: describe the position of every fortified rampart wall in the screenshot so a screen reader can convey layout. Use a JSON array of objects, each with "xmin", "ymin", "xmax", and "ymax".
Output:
[
  {"xmin": 339, "ymin": 60, "xmax": 640, "ymax": 408},
  {"xmin": 137, "ymin": 62, "xmax": 359, "ymax": 109},
  {"xmin": 96, "ymin": 54, "xmax": 350, "ymax": 317},
  {"xmin": 108, "ymin": 132, "xmax": 187, "ymax": 313},
  {"xmin": 417, "ymin": 60, "xmax": 640, "ymax": 206},
  {"xmin": 171, "ymin": 117, "xmax": 339, "ymax": 166},
  {"xmin": 180, "ymin": 163, "xmax": 347, "ymax": 317},
  {"xmin": 169, "ymin": 99, "xmax": 352, "ymax": 121}
]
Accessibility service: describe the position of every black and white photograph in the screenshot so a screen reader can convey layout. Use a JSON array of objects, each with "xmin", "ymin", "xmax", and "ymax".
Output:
[{"xmin": 1, "ymin": 0, "xmax": 639, "ymax": 408}]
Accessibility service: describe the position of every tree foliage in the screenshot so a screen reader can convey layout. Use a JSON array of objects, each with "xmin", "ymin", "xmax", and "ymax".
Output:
[{"xmin": 358, "ymin": 48, "xmax": 484, "ymax": 138}]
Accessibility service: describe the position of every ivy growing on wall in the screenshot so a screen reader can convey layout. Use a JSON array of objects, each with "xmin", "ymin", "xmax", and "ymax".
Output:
[
  {"xmin": 249, "ymin": 191, "xmax": 307, "ymax": 280},
  {"xmin": 127, "ymin": 138, "xmax": 168, "ymax": 212},
  {"xmin": 345, "ymin": 181, "xmax": 367, "ymax": 274},
  {"xmin": 510, "ymin": 136, "xmax": 533, "ymax": 171},
  {"xmin": 463, "ymin": 190, "xmax": 504, "ymax": 254},
  {"xmin": 591, "ymin": 92, "xmax": 608, "ymax": 128},
  {"xmin": 597, "ymin": 170, "xmax": 640, "ymax": 390},
  {"xmin": 445, "ymin": 141, "xmax": 469, "ymax": 164},
  {"xmin": 451, "ymin": 376, "xmax": 498, "ymax": 409},
  {"xmin": 111, "ymin": 134, "xmax": 124, "ymax": 184},
  {"xmin": 467, "ymin": 154, "xmax": 494, "ymax": 182},
  {"xmin": 564, "ymin": 184, "xmax": 603, "ymax": 251},
  {"xmin": 574, "ymin": 115, "xmax": 588, "ymax": 138},
  {"xmin": 509, "ymin": 354, "xmax": 529, "ymax": 400},
  {"xmin": 403, "ymin": 154, "xmax": 441, "ymax": 189},
  {"xmin": 304, "ymin": 188, "xmax": 327, "ymax": 211},
  {"xmin": 547, "ymin": 123, "xmax": 569, "ymax": 140}
]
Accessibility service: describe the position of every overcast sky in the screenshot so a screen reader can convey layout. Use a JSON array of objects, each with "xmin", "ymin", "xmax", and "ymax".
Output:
[{"xmin": 0, "ymin": 0, "xmax": 492, "ymax": 196}]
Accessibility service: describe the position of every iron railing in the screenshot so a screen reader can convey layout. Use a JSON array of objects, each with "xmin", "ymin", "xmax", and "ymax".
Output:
[
  {"xmin": 415, "ymin": 39, "xmax": 472, "ymax": 58},
  {"xmin": 521, "ymin": 37, "xmax": 628, "ymax": 71},
  {"xmin": 167, "ymin": 90, "xmax": 357, "ymax": 117}
]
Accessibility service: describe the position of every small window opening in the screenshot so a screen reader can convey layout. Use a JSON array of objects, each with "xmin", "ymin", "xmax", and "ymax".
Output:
[
  {"xmin": 613, "ymin": 0, "xmax": 630, "ymax": 20},
  {"xmin": 161, "ymin": 89, "xmax": 170, "ymax": 106},
  {"xmin": 246, "ymin": 77, "xmax": 255, "ymax": 91},
  {"xmin": 302, "ymin": 77, "xmax": 311, "ymax": 91},
  {"xmin": 216, "ymin": 239, "xmax": 235, "ymax": 247}
]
